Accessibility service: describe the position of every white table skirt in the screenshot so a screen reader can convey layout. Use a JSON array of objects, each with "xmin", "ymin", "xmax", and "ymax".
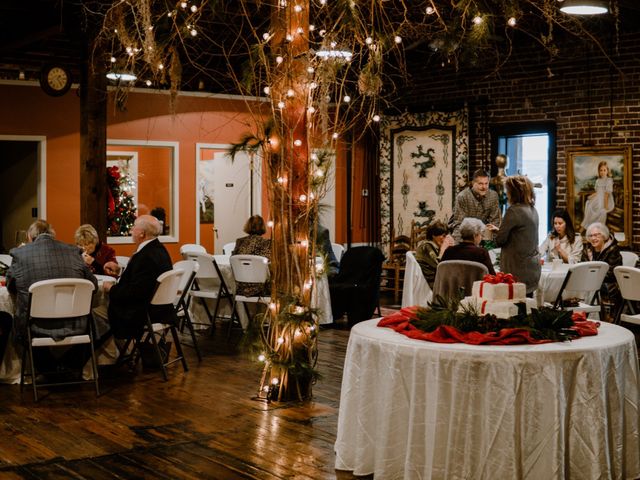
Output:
[
  {"xmin": 335, "ymin": 318, "xmax": 640, "ymax": 479},
  {"xmin": 402, "ymin": 251, "xmax": 432, "ymax": 308}
]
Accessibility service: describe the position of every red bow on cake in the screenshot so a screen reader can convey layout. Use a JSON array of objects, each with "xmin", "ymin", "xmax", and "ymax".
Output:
[{"xmin": 482, "ymin": 272, "xmax": 516, "ymax": 284}]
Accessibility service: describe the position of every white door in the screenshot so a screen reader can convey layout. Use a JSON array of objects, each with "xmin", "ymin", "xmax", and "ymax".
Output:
[{"xmin": 197, "ymin": 146, "xmax": 260, "ymax": 254}]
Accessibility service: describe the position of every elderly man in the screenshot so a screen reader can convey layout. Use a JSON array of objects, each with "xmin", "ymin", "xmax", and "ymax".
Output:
[
  {"xmin": 7, "ymin": 219, "xmax": 97, "ymax": 341},
  {"xmin": 103, "ymin": 215, "xmax": 173, "ymax": 339},
  {"xmin": 449, "ymin": 169, "xmax": 502, "ymax": 243},
  {"xmin": 441, "ymin": 218, "xmax": 495, "ymax": 275}
]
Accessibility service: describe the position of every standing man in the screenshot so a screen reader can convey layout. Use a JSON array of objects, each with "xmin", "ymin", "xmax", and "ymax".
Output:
[
  {"xmin": 102, "ymin": 215, "xmax": 173, "ymax": 339},
  {"xmin": 7, "ymin": 219, "xmax": 97, "ymax": 341},
  {"xmin": 449, "ymin": 169, "xmax": 502, "ymax": 243}
]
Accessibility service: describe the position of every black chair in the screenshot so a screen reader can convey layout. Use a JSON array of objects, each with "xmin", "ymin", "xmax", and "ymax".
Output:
[{"xmin": 329, "ymin": 246, "xmax": 385, "ymax": 326}]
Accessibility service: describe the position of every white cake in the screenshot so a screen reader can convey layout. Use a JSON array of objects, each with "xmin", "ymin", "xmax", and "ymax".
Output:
[{"xmin": 460, "ymin": 280, "xmax": 535, "ymax": 319}]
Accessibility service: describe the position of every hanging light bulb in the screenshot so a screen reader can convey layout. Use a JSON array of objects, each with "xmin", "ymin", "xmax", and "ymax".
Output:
[{"xmin": 560, "ymin": 0, "xmax": 608, "ymax": 14}]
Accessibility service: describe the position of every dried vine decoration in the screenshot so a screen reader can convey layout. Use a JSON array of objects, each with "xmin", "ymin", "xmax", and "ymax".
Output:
[{"xmin": 91, "ymin": 0, "xmax": 625, "ymax": 402}]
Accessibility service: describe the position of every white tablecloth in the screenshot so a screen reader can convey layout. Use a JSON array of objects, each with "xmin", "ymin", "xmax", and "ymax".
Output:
[
  {"xmin": 189, "ymin": 255, "xmax": 333, "ymax": 329},
  {"xmin": 335, "ymin": 319, "xmax": 640, "ymax": 479},
  {"xmin": 401, "ymin": 251, "xmax": 432, "ymax": 308}
]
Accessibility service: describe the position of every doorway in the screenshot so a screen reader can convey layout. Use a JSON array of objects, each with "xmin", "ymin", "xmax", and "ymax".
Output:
[
  {"xmin": 0, "ymin": 140, "xmax": 40, "ymax": 252},
  {"xmin": 492, "ymin": 123, "xmax": 556, "ymax": 244},
  {"xmin": 195, "ymin": 144, "xmax": 261, "ymax": 254}
]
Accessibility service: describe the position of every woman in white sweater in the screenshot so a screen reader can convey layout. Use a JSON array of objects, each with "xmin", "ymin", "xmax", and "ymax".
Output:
[{"xmin": 539, "ymin": 209, "xmax": 583, "ymax": 264}]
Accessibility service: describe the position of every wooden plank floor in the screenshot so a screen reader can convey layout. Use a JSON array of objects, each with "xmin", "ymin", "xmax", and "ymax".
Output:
[{"xmin": 0, "ymin": 322, "xmax": 374, "ymax": 480}]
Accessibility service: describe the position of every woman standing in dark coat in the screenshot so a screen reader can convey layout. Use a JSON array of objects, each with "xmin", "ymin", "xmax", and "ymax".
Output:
[{"xmin": 490, "ymin": 175, "xmax": 541, "ymax": 294}]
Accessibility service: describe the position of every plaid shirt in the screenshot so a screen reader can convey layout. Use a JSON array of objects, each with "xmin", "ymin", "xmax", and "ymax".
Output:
[{"xmin": 450, "ymin": 187, "xmax": 501, "ymax": 242}]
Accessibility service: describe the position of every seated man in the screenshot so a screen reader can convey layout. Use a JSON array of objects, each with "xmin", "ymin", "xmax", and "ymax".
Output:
[
  {"xmin": 7, "ymin": 219, "xmax": 97, "ymax": 342},
  {"xmin": 441, "ymin": 217, "xmax": 495, "ymax": 275},
  {"xmin": 102, "ymin": 215, "xmax": 173, "ymax": 339}
]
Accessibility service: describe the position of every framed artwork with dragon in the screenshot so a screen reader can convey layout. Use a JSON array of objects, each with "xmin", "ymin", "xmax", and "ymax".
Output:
[{"xmin": 379, "ymin": 109, "xmax": 469, "ymax": 250}]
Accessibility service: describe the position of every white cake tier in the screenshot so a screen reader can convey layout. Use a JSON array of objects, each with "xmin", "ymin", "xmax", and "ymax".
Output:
[
  {"xmin": 472, "ymin": 280, "xmax": 527, "ymax": 302},
  {"xmin": 460, "ymin": 296, "xmax": 537, "ymax": 320}
]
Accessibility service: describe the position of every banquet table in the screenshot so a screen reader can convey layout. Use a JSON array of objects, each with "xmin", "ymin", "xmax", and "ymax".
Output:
[{"xmin": 335, "ymin": 318, "xmax": 640, "ymax": 479}]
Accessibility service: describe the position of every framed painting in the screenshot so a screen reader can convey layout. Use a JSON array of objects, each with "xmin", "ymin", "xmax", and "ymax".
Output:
[{"xmin": 566, "ymin": 146, "xmax": 631, "ymax": 245}]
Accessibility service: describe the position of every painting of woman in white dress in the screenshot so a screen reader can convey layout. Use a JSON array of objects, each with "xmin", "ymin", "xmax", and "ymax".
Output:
[
  {"xmin": 580, "ymin": 161, "xmax": 614, "ymax": 230},
  {"xmin": 567, "ymin": 146, "xmax": 631, "ymax": 246}
]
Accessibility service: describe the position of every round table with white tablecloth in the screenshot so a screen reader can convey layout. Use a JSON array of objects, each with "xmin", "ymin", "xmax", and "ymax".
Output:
[{"xmin": 335, "ymin": 318, "xmax": 640, "ymax": 479}]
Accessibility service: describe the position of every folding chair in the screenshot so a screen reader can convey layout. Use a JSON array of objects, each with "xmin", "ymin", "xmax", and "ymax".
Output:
[
  {"xmin": 620, "ymin": 251, "xmax": 639, "ymax": 268},
  {"xmin": 553, "ymin": 261, "xmax": 609, "ymax": 319},
  {"xmin": 229, "ymin": 255, "xmax": 270, "ymax": 328},
  {"xmin": 0, "ymin": 253, "xmax": 12, "ymax": 268},
  {"xmin": 188, "ymin": 252, "xmax": 239, "ymax": 334},
  {"xmin": 222, "ymin": 242, "xmax": 236, "ymax": 256},
  {"xmin": 613, "ymin": 266, "xmax": 640, "ymax": 325},
  {"xmin": 173, "ymin": 260, "xmax": 202, "ymax": 361},
  {"xmin": 21, "ymin": 278, "xmax": 98, "ymax": 402},
  {"xmin": 119, "ymin": 269, "xmax": 189, "ymax": 381},
  {"xmin": 180, "ymin": 243, "xmax": 207, "ymax": 259}
]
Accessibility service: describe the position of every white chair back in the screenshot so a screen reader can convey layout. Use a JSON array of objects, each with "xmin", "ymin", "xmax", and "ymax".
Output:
[
  {"xmin": 189, "ymin": 252, "xmax": 221, "ymax": 280},
  {"xmin": 620, "ymin": 251, "xmax": 638, "ymax": 268},
  {"xmin": 180, "ymin": 244, "xmax": 207, "ymax": 260},
  {"xmin": 173, "ymin": 260, "xmax": 199, "ymax": 296},
  {"xmin": 151, "ymin": 269, "xmax": 185, "ymax": 306},
  {"xmin": 614, "ymin": 266, "xmax": 640, "ymax": 302},
  {"xmin": 331, "ymin": 243, "xmax": 345, "ymax": 261},
  {"xmin": 401, "ymin": 251, "xmax": 432, "ymax": 308},
  {"xmin": 562, "ymin": 261, "xmax": 609, "ymax": 295},
  {"xmin": 222, "ymin": 242, "xmax": 236, "ymax": 256},
  {"xmin": 28, "ymin": 278, "xmax": 95, "ymax": 318},
  {"xmin": 230, "ymin": 255, "xmax": 269, "ymax": 284},
  {"xmin": 0, "ymin": 253, "xmax": 12, "ymax": 267},
  {"xmin": 115, "ymin": 256, "xmax": 130, "ymax": 269}
]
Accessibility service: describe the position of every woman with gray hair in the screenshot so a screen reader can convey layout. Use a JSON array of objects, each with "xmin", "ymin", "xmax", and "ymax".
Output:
[
  {"xmin": 582, "ymin": 222, "xmax": 622, "ymax": 306},
  {"xmin": 441, "ymin": 218, "xmax": 495, "ymax": 275}
]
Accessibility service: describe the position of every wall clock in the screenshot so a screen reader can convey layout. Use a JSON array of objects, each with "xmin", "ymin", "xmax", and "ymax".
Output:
[{"xmin": 39, "ymin": 65, "xmax": 72, "ymax": 97}]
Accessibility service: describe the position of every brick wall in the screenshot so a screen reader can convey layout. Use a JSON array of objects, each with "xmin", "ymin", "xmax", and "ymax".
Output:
[{"xmin": 400, "ymin": 31, "xmax": 640, "ymax": 247}]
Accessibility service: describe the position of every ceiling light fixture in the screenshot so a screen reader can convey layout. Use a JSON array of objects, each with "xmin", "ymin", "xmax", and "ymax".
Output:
[
  {"xmin": 559, "ymin": 0, "xmax": 608, "ymax": 15},
  {"xmin": 106, "ymin": 71, "xmax": 137, "ymax": 82}
]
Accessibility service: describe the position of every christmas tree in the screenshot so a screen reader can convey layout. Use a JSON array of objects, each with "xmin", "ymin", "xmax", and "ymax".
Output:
[{"xmin": 107, "ymin": 165, "xmax": 137, "ymax": 236}]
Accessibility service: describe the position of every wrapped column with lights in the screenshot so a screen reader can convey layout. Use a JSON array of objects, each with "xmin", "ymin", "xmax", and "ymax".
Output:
[{"xmin": 258, "ymin": 0, "xmax": 318, "ymax": 402}]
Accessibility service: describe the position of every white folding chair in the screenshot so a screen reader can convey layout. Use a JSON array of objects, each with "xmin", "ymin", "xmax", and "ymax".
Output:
[
  {"xmin": 131, "ymin": 269, "xmax": 189, "ymax": 381},
  {"xmin": 620, "ymin": 251, "xmax": 639, "ymax": 268},
  {"xmin": 401, "ymin": 251, "xmax": 432, "ymax": 308},
  {"xmin": 331, "ymin": 243, "xmax": 345, "ymax": 262},
  {"xmin": 21, "ymin": 278, "xmax": 98, "ymax": 402},
  {"xmin": 222, "ymin": 242, "xmax": 236, "ymax": 256},
  {"xmin": 188, "ymin": 252, "xmax": 238, "ymax": 333},
  {"xmin": 180, "ymin": 244, "xmax": 207, "ymax": 259},
  {"xmin": 0, "ymin": 253, "xmax": 12, "ymax": 268},
  {"xmin": 173, "ymin": 260, "xmax": 202, "ymax": 361},
  {"xmin": 613, "ymin": 266, "xmax": 640, "ymax": 325},
  {"xmin": 229, "ymin": 255, "xmax": 271, "ymax": 327},
  {"xmin": 553, "ymin": 261, "xmax": 609, "ymax": 319}
]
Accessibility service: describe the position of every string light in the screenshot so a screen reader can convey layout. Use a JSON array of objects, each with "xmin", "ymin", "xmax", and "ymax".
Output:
[
  {"xmin": 258, "ymin": 354, "xmax": 266, "ymax": 362},
  {"xmin": 309, "ymin": 24, "xmax": 315, "ymax": 31},
  {"xmin": 294, "ymin": 4, "xmax": 302, "ymax": 12},
  {"xmin": 294, "ymin": 139, "xmax": 302, "ymax": 146},
  {"xmin": 277, "ymin": 100, "xmax": 285, "ymax": 109},
  {"xmin": 365, "ymin": 37, "xmax": 373, "ymax": 45},
  {"xmin": 314, "ymin": 169, "xmax": 324, "ymax": 177},
  {"xmin": 343, "ymin": 95, "xmax": 351, "ymax": 103},
  {"xmin": 307, "ymin": 66, "xmax": 314, "ymax": 73},
  {"xmin": 110, "ymin": 56, "xmax": 116, "ymax": 63},
  {"xmin": 394, "ymin": 35, "xmax": 402, "ymax": 44},
  {"xmin": 190, "ymin": 29, "xmax": 198, "ymax": 36},
  {"xmin": 276, "ymin": 56, "xmax": 284, "ymax": 64},
  {"xmin": 263, "ymin": 32, "xmax": 271, "ymax": 41},
  {"xmin": 277, "ymin": 176, "xmax": 285, "ymax": 184},
  {"xmin": 267, "ymin": 220, "xmax": 274, "ymax": 228},
  {"xmin": 373, "ymin": 114, "xmax": 381, "ymax": 122},
  {"xmin": 272, "ymin": 377, "xmax": 280, "ymax": 385},
  {"xmin": 299, "ymin": 194, "xmax": 307, "ymax": 202},
  {"xmin": 277, "ymin": 337, "xmax": 285, "ymax": 345},
  {"xmin": 309, "ymin": 82, "xmax": 317, "ymax": 89},
  {"xmin": 263, "ymin": 86, "xmax": 270, "ymax": 95},
  {"xmin": 473, "ymin": 15, "xmax": 483, "ymax": 25},
  {"xmin": 145, "ymin": 80, "xmax": 152, "ymax": 86},
  {"xmin": 426, "ymin": 6, "xmax": 435, "ymax": 14},
  {"xmin": 286, "ymin": 34, "xmax": 293, "ymax": 41},
  {"xmin": 180, "ymin": 1, "xmax": 187, "ymax": 8},
  {"xmin": 332, "ymin": 132, "xmax": 339, "ymax": 139},
  {"xmin": 287, "ymin": 88, "xmax": 295, "ymax": 97},
  {"xmin": 308, "ymin": 106, "xmax": 316, "ymax": 113},
  {"xmin": 190, "ymin": 4, "xmax": 197, "ymax": 12},
  {"xmin": 296, "ymin": 27, "xmax": 304, "ymax": 34},
  {"xmin": 158, "ymin": 63, "xmax": 164, "ymax": 70},
  {"xmin": 508, "ymin": 17, "xmax": 517, "ymax": 26},
  {"xmin": 300, "ymin": 239, "xmax": 308, "ymax": 247}
]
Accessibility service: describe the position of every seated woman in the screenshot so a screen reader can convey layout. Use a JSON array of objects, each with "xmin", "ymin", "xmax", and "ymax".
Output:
[
  {"xmin": 539, "ymin": 209, "xmax": 582, "ymax": 264},
  {"xmin": 582, "ymin": 222, "xmax": 622, "ymax": 306},
  {"xmin": 74, "ymin": 224, "xmax": 119, "ymax": 276},
  {"xmin": 232, "ymin": 215, "xmax": 271, "ymax": 297},
  {"xmin": 415, "ymin": 220, "xmax": 454, "ymax": 288},
  {"xmin": 441, "ymin": 218, "xmax": 495, "ymax": 275}
]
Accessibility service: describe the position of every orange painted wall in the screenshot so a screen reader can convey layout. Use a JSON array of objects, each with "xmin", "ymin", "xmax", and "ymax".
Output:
[{"xmin": 0, "ymin": 83, "xmax": 373, "ymax": 260}]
